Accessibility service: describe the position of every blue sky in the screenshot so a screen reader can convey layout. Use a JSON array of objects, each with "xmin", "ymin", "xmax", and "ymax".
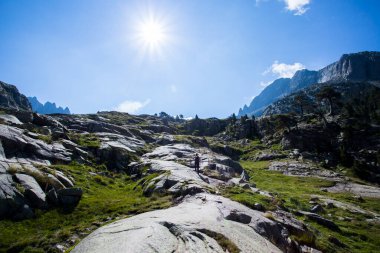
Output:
[{"xmin": 1, "ymin": 0, "xmax": 380, "ymax": 118}]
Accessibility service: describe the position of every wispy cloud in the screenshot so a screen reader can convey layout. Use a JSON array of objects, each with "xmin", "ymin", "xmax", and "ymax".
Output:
[
  {"xmin": 283, "ymin": 0, "xmax": 311, "ymax": 15},
  {"xmin": 115, "ymin": 99, "xmax": 151, "ymax": 114},
  {"xmin": 264, "ymin": 60, "xmax": 305, "ymax": 78},
  {"xmin": 255, "ymin": 0, "xmax": 311, "ymax": 15}
]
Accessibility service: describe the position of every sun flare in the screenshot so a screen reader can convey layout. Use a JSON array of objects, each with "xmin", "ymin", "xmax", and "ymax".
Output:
[
  {"xmin": 140, "ymin": 21, "xmax": 165, "ymax": 45},
  {"xmin": 135, "ymin": 17, "xmax": 169, "ymax": 56}
]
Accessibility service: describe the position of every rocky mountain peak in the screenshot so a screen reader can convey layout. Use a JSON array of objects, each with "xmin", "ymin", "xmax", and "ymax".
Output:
[
  {"xmin": 238, "ymin": 51, "xmax": 380, "ymax": 117},
  {"xmin": 28, "ymin": 96, "xmax": 71, "ymax": 114},
  {"xmin": 0, "ymin": 81, "xmax": 32, "ymax": 111},
  {"xmin": 319, "ymin": 51, "xmax": 380, "ymax": 83}
]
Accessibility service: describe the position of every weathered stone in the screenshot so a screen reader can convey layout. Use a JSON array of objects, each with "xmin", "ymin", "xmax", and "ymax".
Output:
[
  {"xmin": 322, "ymin": 182, "xmax": 380, "ymax": 198},
  {"xmin": 14, "ymin": 173, "xmax": 47, "ymax": 209},
  {"xmin": 73, "ymin": 194, "xmax": 292, "ymax": 253},
  {"xmin": 310, "ymin": 204, "xmax": 323, "ymax": 213},
  {"xmin": 0, "ymin": 124, "xmax": 71, "ymax": 162},
  {"xmin": 0, "ymin": 81, "xmax": 32, "ymax": 111},
  {"xmin": 55, "ymin": 170, "xmax": 74, "ymax": 188},
  {"xmin": 298, "ymin": 211, "xmax": 340, "ymax": 231},
  {"xmin": 269, "ymin": 161, "xmax": 341, "ymax": 180},
  {"xmin": 0, "ymin": 174, "xmax": 31, "ymax": 220},
  {"xmin": 255, "ymin": 151, "xmax": 286, "ymax": 161},
  {"xmin": 0, "ymin": 114, "xmax": 23, "ymax": 125},
  {"xmin": 57, "ymin": 188, "xmax": 83, "ymax": 206},
  {"xmin": 47, "ymin": 174, "xmax": 66, "ymax": 190},
  {"xmin": 253, "ymin": 203, "xmax": 265, "ymax": 211}
]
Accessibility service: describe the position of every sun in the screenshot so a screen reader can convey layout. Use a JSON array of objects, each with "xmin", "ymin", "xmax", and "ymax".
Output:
[
  {"xmin": 135, "ymin": 17, "xmax": 169, "ymax": 56},
  {"xmin": 139, "ymin": 21, "xmax": 165, "ymax": 45}
]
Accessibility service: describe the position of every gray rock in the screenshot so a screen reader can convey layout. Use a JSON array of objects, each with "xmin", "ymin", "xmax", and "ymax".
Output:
[
  {"xmin": 73, "ymin": 194, "xmax": 290, "ymax": 253},
  {"xmin": 55, "ymin": 170, "xmax": 74, "ymax": 188},
  {"xmin": 0, "ymin": 140, "xmax": 6, "ymax": 161},
  {"xmin": 0, "ymin": 81, "xmax": 32, "ymax": 111},
  {"xmin": 96, "ymin": 132, "xmax": 145, "ymax": 170},
  {"xmin": 322, "ymin": 182, "xmax": 380, "ymax": 198},
  {"xmin": 255, "ymin": 151, "xmax": 286, "ymax": 161},
  {"xmin": 0, "ymin": 114, "xmax": 23, "ymax": 125},
  {"xmin": 57, "ymin": 188, "xmax": 83, "ymax": 206},
  {"xmin": 0, "ymin": 124, "xmax": 71, "ymax": 162},
  {"xmin": 298, "ymin": 211, "xmax": 340, "ymax": 231},
  {"xmin": 240, "ymin": 170, "xmax": 250, "ymax": 182},
  {"xmin": 269, "ymin": 161, "xmax": 341, "ymax": 180},
  {"xmin": 14, "ymin": 173, "xmax": 47, "ymax": 209},
  {"xmin": 47, "ymin": 174, "xmax": 66, "ymax": 190},
  {"xmin": 310, "ymin": 204, "xmax": 323, "ymax": 213},
  {"xmin": 0, "ymin": 174, "xmax": 31, "ymax": 220},
  {"xmin": 301, "ymin": 245, "xmax": 322, "ymax": 253},
  {"xmin": 269, "ymin": 210, "xmax": 314, "ymax": 241},
  {"xmin": 253, "ymin": 203, "xmax": 265, "ymax": 211}
]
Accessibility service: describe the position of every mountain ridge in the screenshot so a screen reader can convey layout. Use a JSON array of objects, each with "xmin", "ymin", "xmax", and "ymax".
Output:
[
  {"xmin": 238, "ymin": 51, "xmax": 380, "ymax": 117},
  {"xmin": 28, "ymin": 96, "xmax": 71, "ymax": 115}
]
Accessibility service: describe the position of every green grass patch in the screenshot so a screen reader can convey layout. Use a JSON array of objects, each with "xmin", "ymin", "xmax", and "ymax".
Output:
[
  {"xmin": 220, "ymin": 186, "xmax": 277, "ymax": 211},
  {"xmin": 239, "ymin": 160, "xmax": 380, "ymax": 252},
  {"xmin": 68, "ymin": 133, "xmax": 101, "ymax": 149},
  {"xmin": 0, "ymin": 163, "xmax": 172, "ymax": 252},
  {"xmin": 37, "ymin": 134, "xmax": 52, "ymax": 144}
]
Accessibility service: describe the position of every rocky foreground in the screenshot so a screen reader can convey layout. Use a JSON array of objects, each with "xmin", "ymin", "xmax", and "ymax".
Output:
[{"xmin": 73, "ymin": 144, "xmax": 298, "ymax": 253}]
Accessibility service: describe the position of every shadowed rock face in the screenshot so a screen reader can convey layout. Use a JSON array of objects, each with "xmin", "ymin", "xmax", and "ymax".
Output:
[{"xmin": 0, "ymin": 81, "xmax": 31, "ymax": 111}]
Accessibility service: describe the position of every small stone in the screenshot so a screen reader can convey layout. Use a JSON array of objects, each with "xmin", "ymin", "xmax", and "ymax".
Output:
[
  {"xmin": 241, "ymin": 183, "xmax": 251, "ymax": 189},
  {"xmin": 310, "ymin": 204, "xmax": 323, "ymax": 213},
  {"xmin": 254, "ymin": 203, "xmax": 265, "ymax": 211}
]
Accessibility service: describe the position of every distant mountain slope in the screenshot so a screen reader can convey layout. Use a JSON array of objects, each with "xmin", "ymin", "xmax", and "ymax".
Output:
[
  {"xmin": 238, "ymin": 51, "xmax": 380, "ymax": 117},
  {"xmin": 262, "ymin": 81, "xmax": 380, "ymax": 116},
  {"xmin": 0, "ymin": 81, "xmax": 32, "ymax": 111},
  {"xmin": 28, "ymin": 96, "xmax": 71, "ymax": 114}
]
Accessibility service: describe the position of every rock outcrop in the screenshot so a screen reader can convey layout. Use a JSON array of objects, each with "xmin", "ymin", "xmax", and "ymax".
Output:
[
  {"xmin": 0, "ymin": 81, "xmax": 32, "ymax": 111},
  {"xmin": 72, "ymin": 193, "xmax": 287, "ymax": 253}
]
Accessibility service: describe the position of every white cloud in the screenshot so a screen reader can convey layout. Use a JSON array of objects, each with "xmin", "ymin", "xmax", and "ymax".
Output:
[
  {"xmin": 264, "ymin": 60, "xmax": 305, "ymax": 78},
  {"xmin": 283, "ymin": 0, "xmax": 311, "ymax": 15},
  {"xmin": 170, "ymin": 84, "xmax": 177, "ymax": 93},
  {"xmin": 115, "ymin": 99, "xmax": 151, "ymax": 114}
]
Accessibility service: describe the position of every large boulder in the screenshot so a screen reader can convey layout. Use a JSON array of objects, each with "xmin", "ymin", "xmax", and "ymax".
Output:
[
  {"xmin": 57, "ymin": 188, "xmax": 83, "ymax": 207},
  {"xmin": 72, "ymin": 194, "xmax": 295, "ymax": 253},
  {"xmin": 96, "ymin": 132, "xmax": 145, "ymax": 170},
  {"xmin": 14, "ymin": 173, "xmax": 47, "ymax": 209},
  {"xmin": 0, "ymin": 174, "xmax": 34, "ymax": 220}
]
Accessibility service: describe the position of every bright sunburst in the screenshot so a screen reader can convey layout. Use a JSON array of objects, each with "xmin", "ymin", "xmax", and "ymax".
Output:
[
  {"xmin": 139, "ymin": 21, "xmax": 165, "ymax": 45},
  {"xmin": 135, "ymin": 15, "xmax": 170, "ymax": 58}
]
